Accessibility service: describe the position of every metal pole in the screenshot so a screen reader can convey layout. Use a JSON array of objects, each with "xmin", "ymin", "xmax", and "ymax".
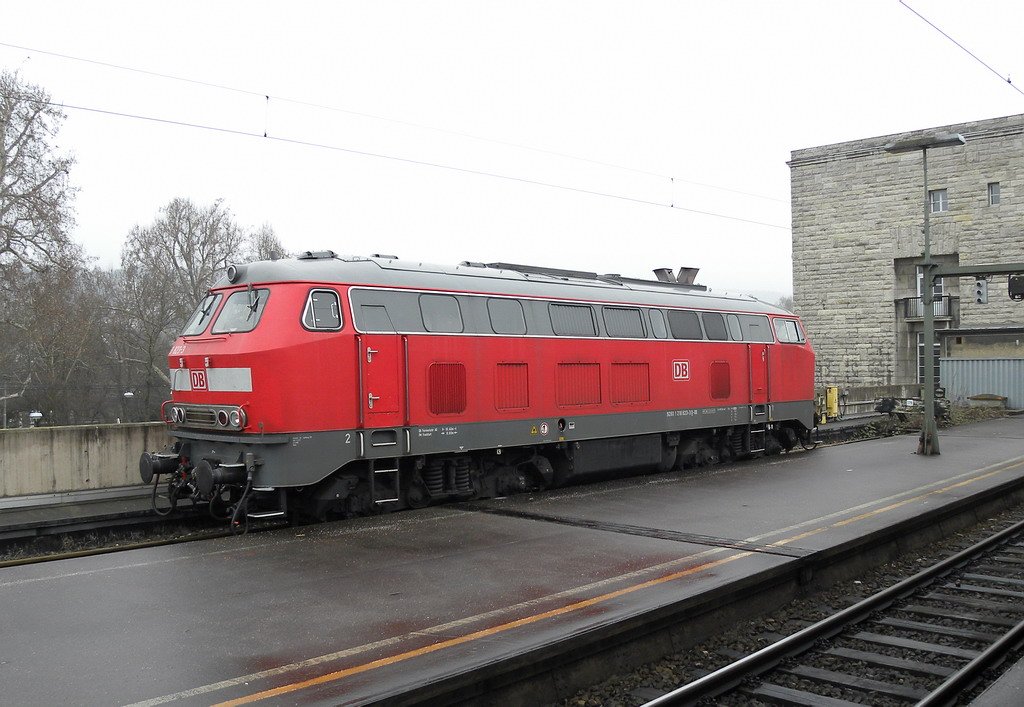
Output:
[
  {"xmin": 920, "ymin": 146, "xmax": 940, "ymax": 455},
  {"xmin": 884, "ymin": 132, "xmax": 963, "ymax": 457}
]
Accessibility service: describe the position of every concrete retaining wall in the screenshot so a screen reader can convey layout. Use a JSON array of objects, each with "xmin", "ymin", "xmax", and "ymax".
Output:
[{"xmin": 0, "ymin": 423, "xmax": 171, "ymax": 497}]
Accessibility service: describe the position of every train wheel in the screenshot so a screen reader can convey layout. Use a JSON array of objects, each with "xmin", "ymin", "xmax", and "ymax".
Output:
[
  {"xmin": 800, "ymin": 427, "xmax": 819, "ymax": 450},
  {"xmin": 657, "ymin": 444, "xmax": 678, "ymax": 472},
  {"xmin": 694, "ymin": 441, "xmax": 718, "ymax": 467}
]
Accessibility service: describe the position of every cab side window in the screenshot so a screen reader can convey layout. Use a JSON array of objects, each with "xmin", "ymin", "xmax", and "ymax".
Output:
[
  {"xmin": 302, "ymin": 289, "xmax": 342, "ymax": 330},
  {"xmin": 774, "ymin": 318, "xmax": 805, "ymax": 343}
]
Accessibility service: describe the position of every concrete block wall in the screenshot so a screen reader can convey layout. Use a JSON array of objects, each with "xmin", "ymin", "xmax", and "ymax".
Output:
[
  {"xmin": 0, "ymin": 423, "xmax": 172, "ymax": 497},
  {"xmin": 790, "ymin": 113, "xmax": 1024, "ymax": 389}
]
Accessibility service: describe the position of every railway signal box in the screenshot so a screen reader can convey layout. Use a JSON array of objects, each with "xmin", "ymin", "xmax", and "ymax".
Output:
[
  {"xmin": 1010, "ymin": 274, "xmax": 1024, "ymax": 301},
  {"xmin": 974, "ymin": 279, "xmax": 988, "ymax": 304}
]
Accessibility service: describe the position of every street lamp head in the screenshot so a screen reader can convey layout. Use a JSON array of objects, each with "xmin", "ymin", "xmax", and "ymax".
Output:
[{"xmin": 884, "ymin": 132, "xmax": 966, "ymax": 153}]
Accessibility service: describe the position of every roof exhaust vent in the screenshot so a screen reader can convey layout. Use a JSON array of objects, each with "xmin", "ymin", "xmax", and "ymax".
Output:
[
  {"xmin": 652, "ymin": 267, "xmax": 700, "ymax": 285},
  {"xmin": 675, "ymin": 267, "xmax": 700, "ymax": 285}
]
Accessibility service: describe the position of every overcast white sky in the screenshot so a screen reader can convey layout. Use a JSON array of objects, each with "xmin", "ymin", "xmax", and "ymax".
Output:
[{"xmin": 4, "ymin": 1, "xmax": 1024, "ymax": 301}]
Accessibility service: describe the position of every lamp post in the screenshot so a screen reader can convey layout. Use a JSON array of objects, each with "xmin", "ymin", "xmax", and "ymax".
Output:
[{"xmin": 884, "ymin": 132, "xmax": 965, "ymax": 456}]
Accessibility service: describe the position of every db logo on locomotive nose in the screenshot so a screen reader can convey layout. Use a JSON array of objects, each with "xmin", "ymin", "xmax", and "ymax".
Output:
[
  {"xmin": 190, "ymin": 370, "xmax": 208, "ymax": 390},
  {"xmin": 672, "ymin": 360, "xmax": 690, "ymax": 381}
]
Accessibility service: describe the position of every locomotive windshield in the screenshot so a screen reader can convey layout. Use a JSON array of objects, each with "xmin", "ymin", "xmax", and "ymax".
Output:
[
  {"xmin": 211, "ymin": 288, "xmax": 271, "ymax": 334},
  {"xmin": 181, "ymin": 293, "xmax": 222, "ymax": 336}
]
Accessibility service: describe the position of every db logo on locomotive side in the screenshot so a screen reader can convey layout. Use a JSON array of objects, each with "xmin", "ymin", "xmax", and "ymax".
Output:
[
  {"xmin": 672, "ymin": 360, "xmax": 690, "ymax": 381},
  {"xmin": 190, "ymin": 370, "xmax": 208, "ymax": 391}
]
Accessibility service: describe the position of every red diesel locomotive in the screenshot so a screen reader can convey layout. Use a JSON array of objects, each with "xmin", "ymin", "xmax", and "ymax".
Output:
[{"xmin": 140, "ymin": 253, "xmax": 815, "ymax": 525}]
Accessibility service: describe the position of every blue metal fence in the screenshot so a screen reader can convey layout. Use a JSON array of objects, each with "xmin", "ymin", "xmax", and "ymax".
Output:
[{"xmin": 940, "ymin": 358, "xmax": 1024, "ymax": 409}]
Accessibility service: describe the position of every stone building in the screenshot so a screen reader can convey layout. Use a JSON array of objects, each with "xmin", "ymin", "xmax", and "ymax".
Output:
[{"xmin": 789, "ymin": 113, "xmax": 1024, "ymax": 397}]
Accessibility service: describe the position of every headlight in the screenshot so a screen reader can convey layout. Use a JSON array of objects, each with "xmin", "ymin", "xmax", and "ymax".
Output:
[
  {"xmin": 173, "ymin": 407, "xmax": 185, "ymax": 423},
  {"xmin": 229, "ymin": 409, "xmax": 245, "ymax": 429},
  {"xmin": 216, "ymin": 410, "xmax": 229, "ymax": 427}
]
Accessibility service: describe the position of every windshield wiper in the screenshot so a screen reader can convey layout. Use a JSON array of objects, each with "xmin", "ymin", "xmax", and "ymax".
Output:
[
  {"xmin": 200, "ymin": 294, "xmax": 216, "ymax": 316},
  {"xmin": 246, "ymin": 284, "xmax": 259, "ymax": 320}
]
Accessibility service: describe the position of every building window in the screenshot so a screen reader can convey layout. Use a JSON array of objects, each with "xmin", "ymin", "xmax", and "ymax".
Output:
[
  {"xmin": 929, "ymin": 188, "xmax": 948, "ymax": 213},
  {"xmin": 916, "ymin": 268, "xmax": 944, "ymax": 298},
  {"xmin": 916, "ymin": 333, "xmax": 941, "ymax": 384},
  {"xmin": 988, "ymin": 182, "xmax": 1000, "ymax": 206}
]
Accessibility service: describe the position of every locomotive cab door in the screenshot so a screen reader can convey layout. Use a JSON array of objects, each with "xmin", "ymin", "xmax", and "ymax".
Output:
[
  {"xmin": 358, "ymin": 334, "xmax": 406, "ymax": 429},
  {"xmin": 748, "ymin": 343, "xmax": 769, "ymax": 414}
]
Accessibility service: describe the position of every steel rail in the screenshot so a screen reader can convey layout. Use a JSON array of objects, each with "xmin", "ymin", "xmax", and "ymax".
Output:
[
  {"xmin": 917, "ymin": 614, "xmax": 1024, "ymax": 706},
  {"xmin": 642, "ymin": 516, "xmax": 1024, "ymax": 706}
]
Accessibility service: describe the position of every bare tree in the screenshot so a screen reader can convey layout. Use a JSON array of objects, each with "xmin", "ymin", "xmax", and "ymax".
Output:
[
  {"xmin": 122, "ymin": 197, "xmax": 246, "ymax": 323},
  {"xmin": 0, "ymin": 70, "xmax": 76, "ymax": 270},
  {"xmin": 112, "ymin": 198, "xmax": 250, "ymax": 419},
  {"xmin": 775, "ymin": 295, "xmax": 795, "ymax": 313},
  {"xmin": 105, "ymin": 258, "xmax": 179, "ymax": 417},
  {"xmin": 247, "ymin": 222, "xmax": 287, "ymax": 262},
  {"xmin": 1, "ymin": 252, "xmax": 114, "ymax": 425},
  {"xmin": 0, "ymin": 262, "xmax": 33, "ymax": 425}
]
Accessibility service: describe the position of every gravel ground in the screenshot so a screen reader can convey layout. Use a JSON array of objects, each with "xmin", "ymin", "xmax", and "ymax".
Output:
[
  {"xmin": 0, "ymin": 519, "xmax": 235, "ymax": 564},
  {"xmin": 559, "ymin": 501, "xmax": 1024, "ymax": 706},
  {"xmin": 858, "ymin": 404, "xmax": 1009, "ymax": 438}
]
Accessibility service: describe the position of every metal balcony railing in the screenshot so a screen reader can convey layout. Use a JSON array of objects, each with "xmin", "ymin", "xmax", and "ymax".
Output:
[{"xmin": 901, "ymin": 294, "xmax": 955, "ymax": 319}]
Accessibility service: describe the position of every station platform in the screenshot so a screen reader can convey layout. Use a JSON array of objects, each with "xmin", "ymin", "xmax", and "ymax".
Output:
[
  {"xmin": 0, "ymin": 418, "xmax": 1023, "ymax": 705},
  {"xmin": 0, "ymin": 486, "xmax": 152, "ymax": 541}
]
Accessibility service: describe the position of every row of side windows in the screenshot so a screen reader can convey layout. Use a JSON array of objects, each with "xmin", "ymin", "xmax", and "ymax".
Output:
[
  {"xmin": 350, "ymin": 287, "xmax": 799, "ymax": 343},
  {"xmin": 185, "ymin": 287, "xmax": 803, "ymax": 342}
]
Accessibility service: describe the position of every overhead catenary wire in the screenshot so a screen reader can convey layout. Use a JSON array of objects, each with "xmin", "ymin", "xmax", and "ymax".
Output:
[
  {"xmin": 0, "ymin": 39, "xmax": 788, "ymax": 204},
  {"xmin": 0, "ymin": 90, "xmax": 791, "ymax": 231},
  {"xmin": 899, "ymin": 1, "xmax": 1024, "ymax": 99}
]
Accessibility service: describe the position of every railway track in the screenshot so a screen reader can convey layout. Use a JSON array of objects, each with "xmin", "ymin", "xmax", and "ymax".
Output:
[
  {"xmin": 0, "ymin": 414, "xmax": 895, "ymax": 562},
  {"xmin": 642, "ymin": 517, "xmax": 1024, "ymax": 706},
  {"xmin": 0, "ymin": 490, "xmax": 291, "ymax": 567}
]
